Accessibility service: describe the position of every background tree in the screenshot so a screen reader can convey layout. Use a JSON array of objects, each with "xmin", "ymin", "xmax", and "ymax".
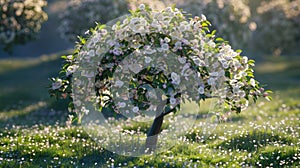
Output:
[
  {"xmin": 248, "ymin": 0, "xmax": 300, "ymax": 56},
  {"xmin": 58, "ymin": 0, "xmax": 129, "ymax": 42},
  {"xmin": 0, "ymin": 0, "xmax": 48, "ymax": 53},
  {"xmin": 175, "ymin": 0, "xmax": 252, "ymax": 50}
]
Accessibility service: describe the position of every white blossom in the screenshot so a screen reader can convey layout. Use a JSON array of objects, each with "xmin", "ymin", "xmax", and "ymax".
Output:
[
  {"xmin": 178, "ymin": 57, "xmax": 186, "ymax": 64},
  {"xmin": 138, "ymin": 4, "xmax": 145, "ymax": 10},
  {"xmin": 198, "ymin": 86, "xmax": 205, "ymax": 94},
  {"xmin": 52, "ymin": 79, "xmax": 63, "ymax": 90},
  {"xmin": 170, "ymin": 98, "xmax": 177, "ymax": 105},
  {"xmin": 171, "ymin": 72, "xmax": 181, "ymax": 85},
  {"xmin": 250, "ymin": 78, "xmax": 256, "ymax": 87},
  {"xmin": 115, "ymin": 80, "xmax": 124, "ymax": 88},
  {"xmin": 161, "ymin": 43, "xmax": 169, "ymax": 51},
  {"xmin": 129, "ymin": 63, "xmax": 143, "ymax": 74},
  {"xmin": 207, "ymin": 78, "xmax": 216, "ymax": 86},
  {"xmin": 145, "ymin": 56, "xmax": 152, "ymax": 63},
  {"xmin": 132, "ymin": 106, "xmax": 139, "ymax": 113},
  {"xmin": 118, "ymin": 102, "xmax": 126, "ymax": 108}
]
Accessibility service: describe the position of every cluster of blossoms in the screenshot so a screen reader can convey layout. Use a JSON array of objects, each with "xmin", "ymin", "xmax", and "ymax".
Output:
[
  {"xmin": 50, "ymin": 5, "xmax": 269, "ymax": 123},
  {"xmin": 0, "ymin": 0, "xmax": 48, "ymax": 52},
  {"xmin": 58, "ymin": 0, "xmax": 129, "ymax": 41},
  {"xmin": 249, "ymin": 0, "xmax": 300, "ymax": 55}
]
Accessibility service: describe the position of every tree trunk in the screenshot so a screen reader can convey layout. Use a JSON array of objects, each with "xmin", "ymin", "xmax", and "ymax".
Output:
[
  {"xmin": 145, "ymin": 93, "xmax": 165, "ymax": 153},
  {"xmin": 145, "ymin": 114, "xmax": 164, "ymax": 153}
]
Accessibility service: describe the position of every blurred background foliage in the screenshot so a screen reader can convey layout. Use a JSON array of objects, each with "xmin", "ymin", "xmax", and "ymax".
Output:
[
  {"xmin": 0, "ymin": 0, "xmax": 48, "ymax": 53},
  {"xmin": 1, "ymin": 0, "xmax": 299, "ymax": 57}
]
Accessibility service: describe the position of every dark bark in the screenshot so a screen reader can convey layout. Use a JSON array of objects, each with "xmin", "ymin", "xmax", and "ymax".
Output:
[
  {"xmin": 144, "ymin": 105, "xmax": 177, "ymax": 153},
  {"xmin": 145, "ymin": 113, "xmax": 164, "ymax": 153},
  {"xmin": 145, "ymin": 91, "xmax": 165, "ymax": 153},
  {"xmin": 144, "ymin": 90, "xmax": 178, "ymax": 153}
]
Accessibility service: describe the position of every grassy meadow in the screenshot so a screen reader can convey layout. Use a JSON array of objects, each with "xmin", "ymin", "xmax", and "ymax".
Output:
[{"xmin": 0, "ymin": 53, "xmax": 299, "ymax": 167}]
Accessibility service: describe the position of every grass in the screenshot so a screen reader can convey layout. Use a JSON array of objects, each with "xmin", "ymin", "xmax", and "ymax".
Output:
[
  {"xmin": 0, "ymin": 52, "xmax": 70, "ymax": 127},
  {"xmin": 0, "ymin": 54, "xmax": 299, "ymax": 167}
]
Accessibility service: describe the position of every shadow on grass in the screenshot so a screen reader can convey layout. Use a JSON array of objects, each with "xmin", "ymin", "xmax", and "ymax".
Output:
[
  {"xmin": 0, "ymin": 95, "xmax": 70, "ymax": 128},
  {"xmin": 0, "ymin": 108, "xmax": 68, "ymax": 128},
  {"xmin": 0, "ymin": 148, "xmax": 137, "ymax": 168},
  {"xmin": 0, "ymin": 53, "xmax": 73, "ymax": 127},
  {"xmin": 215, "ymin": 130, "xmax": 296, "ymax": 152},
  {"xmin": 0, "ymin": 53, "xmax": 68, "ymax": 111}
]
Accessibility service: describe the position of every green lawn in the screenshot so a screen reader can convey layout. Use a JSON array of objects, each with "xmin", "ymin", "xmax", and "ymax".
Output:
[{"xmin": 0, "ymin": 54, "xmax": 299, "ymax": 167}]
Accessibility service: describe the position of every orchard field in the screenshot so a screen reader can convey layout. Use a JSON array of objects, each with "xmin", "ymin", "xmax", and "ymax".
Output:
[
  {"xmin": 0, "ymin": 53, "xmax": 299, "ymax": 167},
  {"xmin": 0, "ymin": 0, "xmax": 300, "ymax": 167}
]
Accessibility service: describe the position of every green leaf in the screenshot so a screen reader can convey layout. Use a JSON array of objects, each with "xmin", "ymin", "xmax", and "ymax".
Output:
[
  {"xmin": 266, "ymin": 96, "xmax": 272, "ymax": 101},
  {"xmin": 216, "ymin": 37, "xmax": 224, "ymax": 42},
  {"xmin": 236, "ymin": 49, "xmax": 242, "ymax": 53},
  {"xmin": 62, "ymin": 63, "xmax": 70, "ymax": 70},
  {"xmin": 265, "ymin": 90, "xmax": 273, "ymax": 94},
  {"xmin": 77, "ymin": 36, "xmax": 86, "ymax": 44},
  {"xmin": 171, "ymin": 4, "xmax": 177, "ymax": 10},
  {"xmin": 211, "ymin": 30, "xmax": 216, "ymax": 35},
  {"xmin": 248, "ymin": 60, "xmax": 255, "ymax": 66},
  {"xmin": 61, "ymin": 55, "xmax": 67, "ymax": 59},
  {"xmin": 206, "ymin": 34, "xmax": 213, "ymax": 38},
  {"xmin": 98, "ymin": 24, "xmax": 106, "ymax": 30},
  {"xmin": 247, "ymin": 71, "xmax": 254, "ymax": 78}
]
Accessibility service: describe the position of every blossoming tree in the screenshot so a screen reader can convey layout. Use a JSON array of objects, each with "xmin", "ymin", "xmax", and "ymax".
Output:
[
  {"xmin": 50, "ymin": 5, "xmax": 270, "ymax": 152},
  {"xmin": 0, "ymin": 0, "xmax": 48, "ymax": 53}
]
